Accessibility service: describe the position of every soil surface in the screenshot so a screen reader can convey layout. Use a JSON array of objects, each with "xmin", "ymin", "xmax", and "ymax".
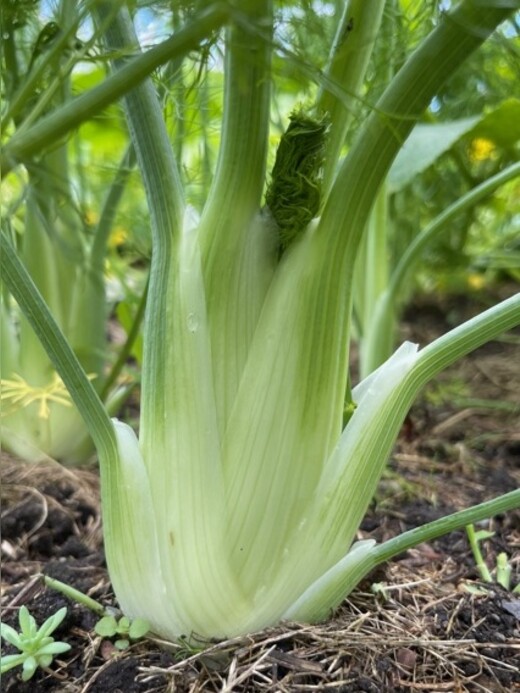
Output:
[{"xmin": 1, "ymin": 290, "xmax": 519, "ymax": 692}]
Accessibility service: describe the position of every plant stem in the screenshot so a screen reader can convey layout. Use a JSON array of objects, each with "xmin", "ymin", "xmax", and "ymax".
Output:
[
  {"xmin": 465, "ymin": 524, "xmax": 494, "ymax": 582},
  {"xmin": 43, "ymin": 576, "xmax": 107, "ymax": 616},
  {"xmin": 100, "ymin": 277, "xmax": 148, "ymax": 402},
  {"xmin": 313, "ymin": 487, "xmax": 520, "ymax": 621},
  {"xmin": 372, "ymin": 489, "xmax": 520, "ymax": 567},
  {"xmin": 93, "ymin": 2, "xmax": 186, "ymax": 446},
  {"xmin": 363, "ymin": 161, "xmax": 520, "ymax": 373},
  {"xmin": 91, "ymin": 145, "xmax": 136, "ymax": 270},
  {"xmin": 317, "ymin": 0, "xmax": 386, "ymax": 194},
  {"xmin": 388, "ymin": 162, "xmax": 520, "ymax": 305},
  {"xmin": 199, "ymin": 0, "xmax": 272, "ymax": 255},
  {"xmin": 410, "ymin": 292, "xmax": 520, "ymax": 389},
  {"xmin": 197, "ymin": 0, "xmax": 273, "ymax": 431}
]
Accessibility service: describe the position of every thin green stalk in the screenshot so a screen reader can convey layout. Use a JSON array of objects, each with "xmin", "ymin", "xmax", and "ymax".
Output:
[
  {"xmin": 100, "ymin": 277, "xmax": 148, "ymax": 401},
  {"xmin": 1, "ymin": 5, "xmax": 86, "ymax": 130},
  {"xmin": 91, "ymin": 144, "xmax": 136, "ymax": 270},
  {"xmin": 93, "ymin": 2, "xmax": 185, "ymax": 444},
  {"xmin": 42, "ymin": 576, "xmax": 106, "ymax": 617},
  {"xmin": 199, "ymin": 0, "xmax": 272, "ymax": 253},
  {"xmin": 2, "ymin": 21, "xmax": 20, "ymax": 99},
  {"xmin": 389, "ymin": 161, "xmax": 520, "ymax": 303},
  {"xmin": 362, "ymin": 184, "xmax": 389, "ymax": 336},
  {"xmin": 197, "ymin": 0, "xmax": 273, "ymax": 431},
  {"xmin": 353, "ymin": 1, "xmax": 396, "ymax": 370},
  {"xmin": 316, "ymin": 0, "xmax": 386, "ymax": 194},
  {"xmin": 361, "ymin": 162, "xmax": 520, "ymax": 375},
  {"xmin": 0, "ymin": 4, "xmax": 230, "ymax": 177},
  {"xmin": 169, "ymin": 7, "xmax": 186, "ymax": 168},
  {"xmin": 409, "ymin": 292, "xmax": 520, "ymax": 390},
  {"xmin": 372, "ymin": 489, "xmax": 520, "ymax": 568},
  {"xmin": 465, "ymin": 524, "xmax": 493, "ymax": 582},
  {"xmin": 354, "ymin": 294, "xmax": 520, "ymax": 470}
]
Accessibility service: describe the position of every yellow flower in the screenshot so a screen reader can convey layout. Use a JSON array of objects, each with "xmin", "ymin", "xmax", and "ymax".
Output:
[
  {"xmin": 84, "ymin": 209, "xmax": 99, "ymax": 226},
  {"xmin": 467, "ymin": 273, "xmax": 486, "ymax": 290},
  {"xmin": 108, "ymin": 226, "xmax": 128, "ymax": 248},
  {"xmin": 468, "ymin": 137, "xmax": 496, "ymax": 162}
]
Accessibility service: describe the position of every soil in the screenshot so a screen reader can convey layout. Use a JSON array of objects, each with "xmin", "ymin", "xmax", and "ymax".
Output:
[{"xmin": 1, "ymin": 290, "xmax": 519, "ymax": 692}]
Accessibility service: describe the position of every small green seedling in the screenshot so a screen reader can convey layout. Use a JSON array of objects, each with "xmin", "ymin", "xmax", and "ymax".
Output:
[
  {"xmin": 94, "ymin": 614, "xmax": 149, "ymax": 650},
  {"xmin": 465, "ymin": 524, "xmax": 520, "ymax": 595},
  {"xmin": 370, "ymin": 582, "xmax": 390, "ymax": 601},
  {"xmin": 42, "ymin": 574, "xmax": 150, "ymax": 650},
  {"xmin": 0, "ymin": 606, "xmax": 71, "ymax": 681}
]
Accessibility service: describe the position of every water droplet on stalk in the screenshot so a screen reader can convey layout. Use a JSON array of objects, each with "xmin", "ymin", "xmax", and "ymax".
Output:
[{"xmin": 187, "ymin": 313, "xmax": 199, "ymax": 333}]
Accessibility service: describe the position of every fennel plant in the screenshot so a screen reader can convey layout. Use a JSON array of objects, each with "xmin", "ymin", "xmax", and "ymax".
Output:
[
  {"xmin": 1, "ymin": 1, "xmax": 519, "ymax": 642},
  {"xmin": 1, "ymin": 3, "xmax": 135, "ymax": 463}
]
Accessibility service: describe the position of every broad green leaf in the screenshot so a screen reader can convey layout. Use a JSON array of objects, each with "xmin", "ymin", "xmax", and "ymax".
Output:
[
  {"xmin": 389, "ymin": 117, "xmax": 479, "ymax": 190},
  {"xmin": 468, "ymin": 98, "xmax": 520, "ymax": 149}
]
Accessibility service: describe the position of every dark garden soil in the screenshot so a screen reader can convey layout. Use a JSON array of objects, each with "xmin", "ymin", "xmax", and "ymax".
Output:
[{"xmin": 1, "ymin": 289, "xmax": 519, "ymax": 692}]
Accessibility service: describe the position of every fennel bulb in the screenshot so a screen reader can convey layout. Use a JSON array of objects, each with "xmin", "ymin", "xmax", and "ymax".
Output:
[
  {"xmin": 94, "ymin": 1, "xmax": 519, "ymax": 642},
  {"xmin": 102, "ymin": 208, "xmax": 420, "ymax": 640}
]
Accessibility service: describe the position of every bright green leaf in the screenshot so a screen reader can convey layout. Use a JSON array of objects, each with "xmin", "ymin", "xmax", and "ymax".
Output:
[
  {"xmin": 389, "ymin": 117, "xmax": 479, "ymax": 190},
  {"xmin": 128, "ymin": 618, "xmax": 149, "ymax": 640},
  {"xmin": 94, "ymin": 615, "xmax": 118, "ymax": 637}
]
